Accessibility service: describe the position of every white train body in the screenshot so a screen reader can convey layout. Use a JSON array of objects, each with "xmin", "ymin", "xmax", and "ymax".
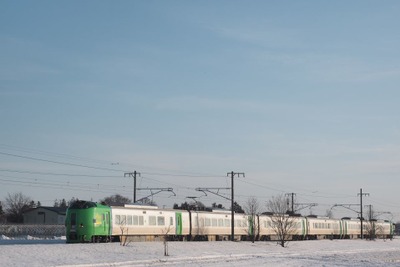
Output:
[{"xmin": 108, "ymin": 204, "xmax": 394, "ymax": 241}]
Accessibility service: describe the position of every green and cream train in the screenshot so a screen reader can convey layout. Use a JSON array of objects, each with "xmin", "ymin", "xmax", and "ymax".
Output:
[{"xmin": 65, "ymin": 200, "xmax": 395, "ymax": 243}]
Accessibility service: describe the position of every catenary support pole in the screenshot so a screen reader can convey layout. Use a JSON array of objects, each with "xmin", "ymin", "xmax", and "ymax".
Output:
[
  {"xmin": 227, "ymin": 171, "xmax": 244, "ymax": 241},
  {"xmin": 124, "ymin": 171, "xmax": 141, "ymax": 203},
  {"xmin": 358, "ymin": 188, "xmax": 369, "ymax": 239}
]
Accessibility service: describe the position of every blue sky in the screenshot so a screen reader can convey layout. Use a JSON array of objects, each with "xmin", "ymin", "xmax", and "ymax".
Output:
[{"xmin": 1, "ymin": 1, "xmax": 399, "ymax": 220}]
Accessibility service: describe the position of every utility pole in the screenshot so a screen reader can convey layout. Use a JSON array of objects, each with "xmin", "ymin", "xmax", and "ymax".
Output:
[
  {"xmin": 227, "ymin": 171, "xmax": 244, "ymax": 241},
  {"xmin": 358, "ymin": 188, "xmax": 369, "ymax": 239},
  {"xmin": 285, "ymin": 193, "xmax": 296, "ymax": 214},
  {"xmin": 365, "ymin": 204, "xmax": 373, "ymax": 221},
  {"xmin": 124, "ymin": 171, "xmax": 140, "ymax": 203}
]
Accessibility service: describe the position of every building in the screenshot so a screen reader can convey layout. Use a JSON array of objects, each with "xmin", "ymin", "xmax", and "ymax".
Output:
[{"xmin": 23, "ymin": 207, "xmax": 67, "ymax": 225}]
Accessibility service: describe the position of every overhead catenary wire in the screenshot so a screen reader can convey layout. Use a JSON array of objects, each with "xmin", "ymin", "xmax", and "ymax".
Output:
[{"xmin": 1, "ymin": 146, "xmax": 399, "ymax": 219}]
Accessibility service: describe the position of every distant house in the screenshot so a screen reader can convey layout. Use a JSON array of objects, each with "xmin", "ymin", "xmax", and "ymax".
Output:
[{"xmin": 23, "ymin": 207, "xmax": 67, "ymax": 225}]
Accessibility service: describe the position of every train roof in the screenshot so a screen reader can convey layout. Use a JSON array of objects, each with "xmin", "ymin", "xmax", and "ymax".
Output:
[
  {"xmin": 68, "ymin": 200, "xmax": 107, "ymax": 209},
  {"xmin": 123, "ymin": 204, "xmax": 159, "ymax": 209}
]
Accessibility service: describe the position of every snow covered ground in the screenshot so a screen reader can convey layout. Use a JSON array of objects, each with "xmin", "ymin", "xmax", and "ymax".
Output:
[{"xmin": 1, "ymin": 235, "xmax": 400, "ymax": 266}]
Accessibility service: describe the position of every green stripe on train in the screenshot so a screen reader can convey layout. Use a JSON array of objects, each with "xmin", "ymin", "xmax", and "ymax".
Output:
[{"xmin": 175, "ymin": 212, "xmax": 183, "ymax": 235}]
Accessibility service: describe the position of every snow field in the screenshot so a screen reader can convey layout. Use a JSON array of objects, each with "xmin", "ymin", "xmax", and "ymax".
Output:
[{"xmin": 1, "ymin": 237, "xmax": 400, "ymax": 266}]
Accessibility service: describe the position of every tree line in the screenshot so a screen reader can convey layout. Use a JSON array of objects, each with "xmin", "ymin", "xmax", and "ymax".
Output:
[{"xmin": 0, "ymin": 191, "xmax": 244, "ymax": 224}]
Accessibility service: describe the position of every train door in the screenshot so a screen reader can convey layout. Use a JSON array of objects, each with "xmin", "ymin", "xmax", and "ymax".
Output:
[
  {"xmin": 343, "ymin": 220, "xmax": 348, "ymax": 237},
  {"xmin": 67, "ymin": 212, "xmax": 77, "ymax": 241},
  {"xmin": 104, "ymin": 211, "xmax": 111, "ymax": 236},
  {"xmin": 175, "ymin": 212, "xmax": 183, "ymax": 235},
  {"xmin": 248, "ymin": 216, "xmax": 254, "ymax": 236},
  {"xmin": 302, "ymin": 218, "xmax": 307, "ymax": 238}
]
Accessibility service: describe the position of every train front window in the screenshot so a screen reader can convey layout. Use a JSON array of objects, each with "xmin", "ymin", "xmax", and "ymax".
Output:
[{"xmin": 71, "ymin": 213, "xmax": 76, "ymax": 226}]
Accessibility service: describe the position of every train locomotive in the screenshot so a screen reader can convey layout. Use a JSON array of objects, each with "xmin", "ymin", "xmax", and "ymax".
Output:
[{"xmin": 65, "ymin": 200, "xmax": 395, "ymax": 243}]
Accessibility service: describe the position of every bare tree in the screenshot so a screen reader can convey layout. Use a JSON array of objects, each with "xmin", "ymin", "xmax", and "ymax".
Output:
[
  {"xmin": 54, "ymin": 199, "xmax": 68, "ymax": 208},
  {"xmin": 244, "ymin": 196, "xmax": 260, "ymax": 243},
  {"xmin": 162, "ymin": 225, "xmax": 172, "ymax": 256},
  {"xmin": 0, "ymin": 201, "xmax": 5, "ymax": 223},
  {"xmin": 266, "ymin": 194, "xmax": 297, "ymax": 248},
  {"xmin": 325, "ymin": 209, "xmax": 334, "ymax": 219},
  {"xmin": 118, "ymin": 216, "xmax": 130, "ymax": 246},
  {"xmin": 364, "ymin": 207, "xmax": 381, "ymax": 240},
  {"xmin": 5, "ymin": 192, "xmax": 34, "ymax": 223},
  {"xmin": 212, "ymin": 203, "xmax": 225, "ymax": 209},
  {"xmin": 139, "ymin": 197, "xmax": 157, "ymax": 206},
  {"xmin": 100, "ymin": 194, "xmax": 131, "ymax": 206}
]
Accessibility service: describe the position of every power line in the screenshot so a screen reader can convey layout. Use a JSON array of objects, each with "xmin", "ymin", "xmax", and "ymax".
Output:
[
  {"xmin": 0, "ymin": 144, "xmax": 226, "ymax": 178},
  {"xmin": 0, "ymin": 177, "xmax": 131, "ymax": 194},
  {"xmin": 0, "ymin": 151, "xmax": 225, "ymax": 179},
  {"xmin": 0, "ymin": 174, "xmax": 128, "ymax": 192},
  {"xmin": 0, "ymin": 151, "xmax": 125, "ymax": 172},
  {"xmin": 0, "ymin": 169, "xmax": 121, "ymax": 178}
]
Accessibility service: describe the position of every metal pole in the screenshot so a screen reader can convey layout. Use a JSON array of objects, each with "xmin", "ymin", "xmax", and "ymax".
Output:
[
  {"xmin": 358, "ymin": 188, "xmax": 369, "ymax": 239},
  {"xmin": 230, "ymin": 171, "xmax": 235, "ymax": 241},
  {"xmin": 227, "ymin": 171, "xmax": 244, "ymax": 241},
  {"xmin": 360, "ymin": 188, "xmax": 363, "ymax": 239},
  {"xmin": 133, "ymin": 171, "xmax": 137, "ymax": 203},
  {"xmin": 124, "ymin": 171, "xmax": 140, "ymax": 203}
]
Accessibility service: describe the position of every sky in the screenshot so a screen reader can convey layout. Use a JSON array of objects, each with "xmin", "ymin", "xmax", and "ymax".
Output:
[{"xmin": 1, "ymin": 1, "xmax": 399, "ymax": 221}]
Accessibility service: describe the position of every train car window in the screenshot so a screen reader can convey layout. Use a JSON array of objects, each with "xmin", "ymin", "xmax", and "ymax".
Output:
[
  {"xmin": 133, "ymin": 215, "xmax": 138, "ymax": 225},
  {"xmin": 139, "ymin": 216, "xmax": 144, "ymax": 225},
  {"xmin": 115, "ymin": 215, "xmax": 121, "ymax": 225},
  {"xmin": 205, "ymin": 218, "xmax": 211, "ymax": 227},
  {"xmin": 169, "ymin": 217, "xmax": 173, "ymax": 226},
  {"xmin": 212, "ymin": 219, "xmax": 217, "ymax": 227},
  {"xmin": 121, "ymin": 215, "xmax": 126, "ymax": 225},
  {"xmin": 225, "ymin": 219, "xmax": 230, "ymax": 227},
  {"xmin": 127, "ymin": 215, "xmax": 132, "ymax": 225},
  {"xmin": 218, "ymin": 219, "xmax": 224, "ymax": 227},
  {"xmin": 157, "ymin": 216, "xmax": 165, "ymax": 226},
  {"xmin": 149, "ymin": 216, "xmax": 157, "ymax": 226}
]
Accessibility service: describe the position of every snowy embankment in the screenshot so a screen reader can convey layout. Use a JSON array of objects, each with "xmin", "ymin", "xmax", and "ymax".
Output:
[{"xmin": 1, "ymin": 235, "xmax": 400, "ymax": 266}]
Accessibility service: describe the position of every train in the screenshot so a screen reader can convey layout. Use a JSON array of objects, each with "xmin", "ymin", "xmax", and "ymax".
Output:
[{"xmin": 65, "ymin": 200, "xmax": 395, "ymax": 243}]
